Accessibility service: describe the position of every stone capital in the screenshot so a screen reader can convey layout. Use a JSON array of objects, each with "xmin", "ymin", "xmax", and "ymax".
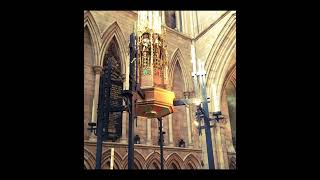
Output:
[
  {"xmin": 188, "ymin": 91, "xmax": 195, "ymax": 98},
  {"xmin": 121, "ymin": 74, "xmax": 126, "ymax": 81},
  {"xmin": 183, "ymin": 91, "xmax": 190, "ymax": 98},
  {"xmin": 92, "ymin": 65, "xmax": 103, "ymax": 75}
]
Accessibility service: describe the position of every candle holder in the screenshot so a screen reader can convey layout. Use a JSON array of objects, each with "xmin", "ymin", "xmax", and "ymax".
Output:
[
  {"xmin": 87, "ymin": 122, "xmax": 97, "ymax": 135},
  {"xmin": 212, "ymin": 111, "xmax": 224, "ymax": 122}
]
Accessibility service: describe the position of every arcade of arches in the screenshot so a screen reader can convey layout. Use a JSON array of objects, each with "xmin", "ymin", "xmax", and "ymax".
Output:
[{"xmin": 84, "ymin": 11, "xmax": 236, "ymax": 169}]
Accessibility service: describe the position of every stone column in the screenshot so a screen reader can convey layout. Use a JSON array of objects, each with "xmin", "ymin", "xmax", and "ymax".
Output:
[
  {"xmin": 89, "ymin": 65, "xmax": 103, "ymax": 142},
  {"xmin": 200, "ymin": 126, "xmax": 208, "ymax": 169},
  {"xmin": 182, "ymin": 11, "xmax": 188, "ymax": 35},
  {"xmin": 161, "ymin": 11, "xmax": 165, "ymax": 25},
  {"xmin": 211, "ymin": 121, "xmax": 218, "ymax": 169},
  {"xmin": 184, "ymin": 91, "xmax": 193, "ymax": 148},
  {"xmin": 189, "ymin": 11, "xmax": 194, "ymax": 37},
  {"xmin": 146, "ymin": 118, "xmax": 152, "ymax": 145},
  {"xmin": 215, "ymin": 122, "xmax": 225, "ymax": 169},
  {"xmin": 193, "ymin": 11, "xmax": 199, "ymax": 35},
  {"xmin": 168, "ymin": 114, "xmax": 174, "ymax": 146},
  {"xmin": 180, "ymin": 11, "xmax": 184, "ymax": 33},
  {"xmin": 220, "ymin": 125, "xmax": 229, "ymax": 169},
  {"xmin": 120, "ymin": 111, "xmax": 128, "ymax": 143},
  {"xmin": 175, "ymin": 11, "xmax": 181, "ymax": 31}
]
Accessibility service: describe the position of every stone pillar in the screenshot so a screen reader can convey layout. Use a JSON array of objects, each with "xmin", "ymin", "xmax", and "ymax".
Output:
[
  {"xmin": 200, "ymin": 126, "xmax": 208, "ymax": 169},
  {"xmin": 89, "ymin": 65, "xmax": 103, "ymax": 142},
  {"xmin": 220, "ymin": 125, "xmax": 229, "ymax": 169},
  {"xmin": 175, "ymin": 11, "xmax": 181, "ymax": 31},
  {"xmin": 168, "ymin": 114, "xmax": 174, "ymax": 146},
  {"xmin": 161, "ymin": 11, "xmax": 165, "ymax": 25},
  {"xmin": 146, "ymin": 118, "xmax": 152, "ymax": 145},
  {"xmin": 184, "ymin": 91, "xmax": 193, "ymax": 148},
  {"xmin": 189, "ymin": 11, "xmax": 194, "ymax": 37},
  {"xmin": 180, "ymin": 11, "xmax": 184, "ymax": 33},
  {"xmin": 215, "ymin": 122, "xmax": 225, "ymax": 169},
  {"xmin": 182, "ymin": 11, "xmax": 188, "ymax": 35},
  {"xmin": 120, "ymin": 111, "xmax": 128, "ymax": 143},
  {"xmin": 211, "ymin": 121, "xmax": 218, "ymax": 169},
  {"xmin": 193, "ymin": 11, "xmax": 199, "ymax": 35}
]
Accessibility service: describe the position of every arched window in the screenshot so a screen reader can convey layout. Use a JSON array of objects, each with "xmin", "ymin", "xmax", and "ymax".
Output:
[
  {"xmin": 172, "ymin": 62, "xmax": 187, "ymax": 147},
  {"xmin": 165, "ymin": 11, "xmax": 176, "ymax": 29},
  {"xmin": 100, "ymin": 37, "xmax": 123, "ymax": 141},
  {"xmin": 84, "ymin": 26, "xmax": 95, "ymax": 140},
  {"xmin": 226, "ymin": 81, "xmax": 236, "ymax": 148}
]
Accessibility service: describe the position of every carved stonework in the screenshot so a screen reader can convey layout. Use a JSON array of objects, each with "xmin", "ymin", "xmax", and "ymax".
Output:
[
  {"xmin": 137, "ymin": 30, "xmax": 169, "ymax": 88},
  {"xmin": 152, "ymin": 33, "xmax": 167, "ymax": 79},
  {"xmin": 220, "ymin": 117, "xmax": 228, "ymax": 125},
  {"xmin": 183, "ymin": 91, "xmax": 190, "ymax": 98},
  {"xmin": 138, "ymin": 32, "xmax": 152, "ymax": 76},
  {"xmin": 93, "ymin": 65, "xmax": 103, "ymax": 75},
  {"xmin": 229, "ymin": 156, "xmax": 236, "ymax": 169}
]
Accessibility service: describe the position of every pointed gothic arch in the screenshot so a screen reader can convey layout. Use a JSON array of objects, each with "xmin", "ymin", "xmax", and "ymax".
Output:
[
  {"xmin": 84, "ymin": 148, "xmax": 96, "ymax": 169},
  {"xmin": 84, "ymin": 27, "xmax": 94, "ymax": 66},
  {"xmin": 165, "ymin": 152, "xmax": 185, "ymax": 169},
  {"xmin": 205, "ymin": 13, "xmax": 236, "ymax": 112},
  {"xmin": 145, "ymin": 151, "xmax": 162, "ymax": 169},
  {"xmin": 183, "ymin": 153, "xmax": 201, "ymax": 169},
  {"xmin": 221, "ymin": 64, "xmax": 236, "ymax": 150},
  {"xmin": 122, "ymin": 150, "xmax": 146, "ymax": 169},
  {"xmin": 101, "ymin": 149, "xmax": 123, "ymax": 169},
  {"xmin": 169, "ymin": 48, "xmax": 192, "ymax": 92},
  {"xmin": 98, "ymin": 36, "xmax": 124, "ymax": 141},
  {"xmin": 99, "ymin": 22, "xmax": 128, "ymax": 76},
  {"xmin": 221, "ymin": 64, "xmax": 236, "ymax": 93},
  {"xmin": 84, "ymin": 11, "xmax": 101, "ymax": 66},
  {"xmin": 84, "ymin": 24, "xmax": 97, "ymax": 141}
]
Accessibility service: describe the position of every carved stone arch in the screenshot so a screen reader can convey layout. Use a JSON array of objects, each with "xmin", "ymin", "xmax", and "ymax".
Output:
[
  {"xmin": 229, "ymin": 156, "xmax": 236, "ymax": 169},
  {"xmin": 221, "ymin": 63, "xmax": 236, "ymax": 151},
  {"xmin": 205, "ymin": 12, "xmax": 236, "ymax": 83},
  {"xmin": 84, "ymin": 11, "xmax": 101, "ymax": 66},
  {"xmin": 169, "ymin": 48, "xmax": 192, "ymax": 92},
  {"xmin": 122, "ymin": 150, "xmax": 146, "ymax": 169},
  {"xmin": 221, "ymin": 64, "xmax": 236, "ymax": 95},
  {"xmin": 101, "ymin": 149, "xmax": 123, "ymax": 169},
  {"xmin": 145, "ymin": 151, "xmax": 162, "ymax": 169},
  {"xmin": 186, "ymin": 161, "xmax": 196, "ymax": 169},
  {"xmin": 165, "ymin": 152, "xmax": 185, "ymax": 169},
  {"xmin": 150, "ymin": 161, "xmax": 161, "ymax": 169},
  {"xmin": 216, "ymin": 47, "xmax": 236, "ymax": 101},
  {"xmin": 169, "ymin": 49, "xmax": 190, "ymax": 145},
  {"xmin": 84, "ymin": 147, "xmax": 96, "ymax": 169},
  {"xmin": 99, "ymin": 22, "xmax": 128, "ymax": 76},
  {"xmin": 183, "ymin": 153, "xmax": 201, "ymax": 169},
  {"xmin": 205, "ymin": 13, "xmax": 236, "ymax": 112}
]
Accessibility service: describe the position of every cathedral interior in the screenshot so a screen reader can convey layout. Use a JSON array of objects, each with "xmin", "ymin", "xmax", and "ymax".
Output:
[{"xmin": 84, "ymin": 11, "xmax": 236, "ymax": 170}]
